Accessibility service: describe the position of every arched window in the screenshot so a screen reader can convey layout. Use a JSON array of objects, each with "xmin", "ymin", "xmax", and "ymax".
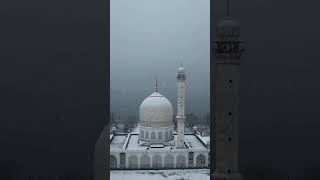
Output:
[
  {"xmin": 146, "ymin": 131, "xmax": 149, "ymax": 139},
  {"xmin": 140, "ymin": 130, "xmax": 144, "ymax": 138},
  {"xmin": 110, "ymin": 155, "xmax": 117, "ymax": 169},
  {"xmin": 120, "ymin": 153, "xmax": 126, "ymax": 168},
  {"xmin": 188, "ymin": 152, "xmax": 194, "ymax": 167},
  {"xmin": 169, "ymin": 130, "xmax": 173, "ymax": 138},
  {"xmin": 176, "ymin": 155, "xmax": 186, "ymax": 168},
  {"xmin": 158, "ymin": 132, "xmax": 163, "ymax": 140},
  {"xmin": 152, "ymin": 155, "xmax": 162, "ymax": 169},
  {"xmin": 140, "ymin": 154, "xmax": 150, "ymax": 169},
  {"xmin": 165, "ymin": 131, "xmax": 169, "ymax": 139},
  {"xmin": 151, "ymin": 132, "xmax": 156, "ymax": 139},
  {"xmin": 164, "ymin": 154, "xmax": 174, "ymax": 168},
  {"xmin": 196, "ymin": 154, "xmax": 206, "ymax": 168},
  {"xmin": 128, "ymin": 155, "xmax": 138, "ymax": 169}
]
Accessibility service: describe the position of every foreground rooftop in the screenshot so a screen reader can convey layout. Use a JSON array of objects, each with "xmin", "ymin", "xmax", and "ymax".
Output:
[
  {"xmin": 110, "ymin": 128, "xmax": 210, "ymax": 152},
  {"xmin": 111, "ymin": 169, "xmax": 210, "ymax": 180}
]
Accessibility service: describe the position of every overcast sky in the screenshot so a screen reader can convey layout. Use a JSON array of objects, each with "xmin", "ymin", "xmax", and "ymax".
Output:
[{"xmin": 110, "ymin": 0, "xmax": 210, "ymax": 117}]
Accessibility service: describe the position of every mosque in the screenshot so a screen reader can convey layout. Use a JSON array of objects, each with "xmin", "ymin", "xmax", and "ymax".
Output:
[
  {"xmin": 94, "ymin": 1, "xmax": 243, "ymax": 179},
  {"xmin": 109, "ymin": 65, "xmax": 210, "ymax": 169}
]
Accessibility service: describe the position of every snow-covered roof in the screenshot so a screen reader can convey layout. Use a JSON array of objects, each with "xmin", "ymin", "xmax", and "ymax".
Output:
[
  {"xmin": 126, "ymin": 134, "xmax": 176, "ymax": 151},
  {"xmin": 110, "ymin": 134, "xmax": 127, "ymax": 150},
  {"xmin": 150, "ymin": 144, "xmax": 164, "ymax": 148},
  {"xmin": 184, "ymin": 135, "xmax": 207, "ymax": 150},
  {"xmin": 196, "ymin": 134, "xmax": 210, "ymax": 145},
  {"xmin": 110, "ymin": 133, "xmax": 209, "ymax": 152}
]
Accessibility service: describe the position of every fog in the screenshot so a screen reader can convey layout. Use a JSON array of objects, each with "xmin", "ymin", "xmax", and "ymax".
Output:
[{"xmin": 110, "ymin": 0, "xmax": 210, "ymax": 118}]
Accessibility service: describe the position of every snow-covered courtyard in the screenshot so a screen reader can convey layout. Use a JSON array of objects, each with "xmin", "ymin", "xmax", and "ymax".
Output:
[{"xmin": 110, "ymin": 169, "xmax": 210, "ymax": 180}]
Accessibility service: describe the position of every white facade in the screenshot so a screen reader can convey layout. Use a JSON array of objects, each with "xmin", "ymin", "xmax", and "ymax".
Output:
[
  {"xmin": 138, "ymin": 125, "xmax": 175, "ymax": 145},
  {"xmin": 110, "ymin": 133, "xmax": 210, "ymax": 170}
]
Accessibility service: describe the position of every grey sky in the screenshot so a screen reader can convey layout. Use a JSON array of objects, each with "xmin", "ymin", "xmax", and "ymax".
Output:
[{"xmin": 110, "ymin": 0, "xmax": 210, "ymax": 117}]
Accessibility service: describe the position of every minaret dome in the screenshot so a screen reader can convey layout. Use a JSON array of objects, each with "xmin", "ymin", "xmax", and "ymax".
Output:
[
  {"xmin": 217, "ymin": 0, "xmax": 240, "ymax": 40},
  {"xmin": 177, "ymin": 66, "xmax": 186, "ymax": 75}
]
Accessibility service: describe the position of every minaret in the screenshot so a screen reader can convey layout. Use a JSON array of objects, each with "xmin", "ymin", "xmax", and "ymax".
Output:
[
  {"xmin": 176, "ymin": 64, "xmax": 186, "ymax": 149},
  {"xmin": 155, "ymin": 77, "xmax": 158, "ymax": 92},
  {"xmin": 212, "ymin": 0, "xmax": 245, "ymax": 179}
]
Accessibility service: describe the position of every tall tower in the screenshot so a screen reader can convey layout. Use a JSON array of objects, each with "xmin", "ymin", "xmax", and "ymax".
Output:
[
  {"xmin": 212, "ymin": 0, "xmax": 245, "ymax": 179},
  {"xmin": 176, "ymin": 65, "xmax": 187, "ymax": 149}
]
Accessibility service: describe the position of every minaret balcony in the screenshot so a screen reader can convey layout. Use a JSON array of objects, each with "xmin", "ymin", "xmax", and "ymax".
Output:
[
  {"xmin": 177, "ymin": 74, "xmax": 186, "ymax": 79},
  {"xmin": 176, "ymin": 115, "xmax": 186, "ymax": 119}
]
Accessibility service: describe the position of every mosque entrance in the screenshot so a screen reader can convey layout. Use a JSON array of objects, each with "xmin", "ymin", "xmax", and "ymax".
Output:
[
  {"xmin": 140, "ymin": 155, "xmax": 151, "ymax": 169},
  {"xmin": 196, "ymin": 154, "xmax": 206, "ymax": 168},
  {"xmin": 128, "ymin": 155, "xmax": 138, "ymax": 169},
  {"xmin": 152, "ymin": 155, "xmax": 162, "ymax": 169},
  {"xmin": 176, "ymin": 155, "xmax": 186, "ymax": 168},
  {"xmin": 110, "ymin": 155, "xmax": 117, "ymax": 169},
  {"xmin": 164, "ymin": 154, "xmax": 174, "ymax": 168}
]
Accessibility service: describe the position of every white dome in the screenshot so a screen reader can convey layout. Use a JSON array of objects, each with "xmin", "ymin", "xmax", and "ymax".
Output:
[{"xmin": 139, "ymin": 91, "xmax": 173, "ymax": 128}]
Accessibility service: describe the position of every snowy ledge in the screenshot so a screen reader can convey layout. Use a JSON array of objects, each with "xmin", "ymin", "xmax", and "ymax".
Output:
[{"xmin": 110, "ymin": 169, "xmax": 210, "ymax": 180}]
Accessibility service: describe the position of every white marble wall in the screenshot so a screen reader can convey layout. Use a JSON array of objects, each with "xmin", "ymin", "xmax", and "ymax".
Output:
[
  {"xmin": 110, "ymin": 150, "xmax": 209, "ymax": 169},
  {"xmin": 139, "ymin": 125, "xmax": 174, "ymax": 143}
]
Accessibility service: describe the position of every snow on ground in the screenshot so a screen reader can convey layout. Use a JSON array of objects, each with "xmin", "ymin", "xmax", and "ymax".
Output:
[{"xmin": 110, "ymin": 169, "xmax": 210, "ymax": 180}]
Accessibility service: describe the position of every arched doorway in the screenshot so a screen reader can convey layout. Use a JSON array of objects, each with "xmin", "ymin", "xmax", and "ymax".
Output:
[
  {"xmin": 140, "ymin": 154, "xmax": 150, "ymax": 169},
  {"xmin": 152, "ymin": 155, "xmax": 162, "ymax": 169},
  {"xmin": 128, "ymin": 155, "xmax": 138, "ymax": 169},
  {"xmin": 176, "ymin": 154, "xmax": 186, "ymax": 168},
  {"xmin": 164, "ymin": 154, "xmax": 174, "ymax": 168},
  {"xmin": 110, "ymin": 155, "xmax": 117, "ymax": 169},
  {"xmin": 196, "ymin": 154, "xmax": 206, "ymax": 168},
  {"xmin": 151, "ymin": 132, "xmax": 156, "ymax": 139}
]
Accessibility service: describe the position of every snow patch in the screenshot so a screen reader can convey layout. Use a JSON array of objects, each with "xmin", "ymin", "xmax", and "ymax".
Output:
[{"xmin": 110, "ymin": 169, "xmax": 210, "ymax": 180}]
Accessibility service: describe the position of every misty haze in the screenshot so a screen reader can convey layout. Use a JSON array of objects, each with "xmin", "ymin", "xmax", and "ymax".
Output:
[{"xmin": 110, "ymin": 0, "xmax": 210, "ymax": 128}]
